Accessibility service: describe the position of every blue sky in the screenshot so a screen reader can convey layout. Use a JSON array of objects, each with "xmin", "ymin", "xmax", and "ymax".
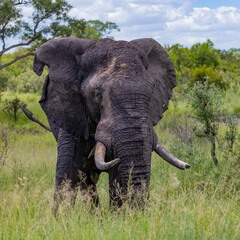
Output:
[
  {"xmin": 67, "ymin": 0, "xmax": 240, "ymax": 49},
  {"xmin": 192, "ymin": 0, "xmax": 240, "ymax": 8}
]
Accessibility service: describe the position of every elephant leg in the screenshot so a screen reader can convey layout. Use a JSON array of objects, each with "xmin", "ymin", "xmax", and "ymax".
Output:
[
  {"xmin": 53, "ymin": 128, "xmax": 82, "ymax": 212},
  {"xmin": 78, "ymin": 170, "xmax": 100, "ymax": 207}
]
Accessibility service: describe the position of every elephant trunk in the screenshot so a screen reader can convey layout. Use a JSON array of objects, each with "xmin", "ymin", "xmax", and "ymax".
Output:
[{"xmin": 112, "ymin": 121, "xmax": 153, "ymax": 195}]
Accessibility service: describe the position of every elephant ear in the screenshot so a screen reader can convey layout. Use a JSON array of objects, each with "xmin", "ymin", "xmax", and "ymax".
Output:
[
  {"xmin": 33, "ymin": 38, "xmax": 92, "ymax": 139},
  {"xmin": 131, "ymin": 38, "xmax": 176, "ymax": 125}
]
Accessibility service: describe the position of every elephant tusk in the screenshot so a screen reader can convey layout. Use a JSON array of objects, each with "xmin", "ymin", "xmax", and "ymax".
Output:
[
  {"xmin": 154, "ymin": 143, "xmax": 190, "ymax": 170},
  {"xmin": 94, "ymin": 142, "xmax": 119, "ymax": 171}
]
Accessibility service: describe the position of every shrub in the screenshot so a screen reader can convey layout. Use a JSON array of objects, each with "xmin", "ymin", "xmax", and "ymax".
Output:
[
  {"xmin": 186, "ymin": 82, "xmax": 224, "ymax": 165},
  {"xmin": 3, "ymin": 97, "xmax": 27, "ymax": 121},
  {"xmin": 223, "ymin": 116, "xmax": 238, "ymax": 152},
  {"xmin": 7, "ymin": 70, "xmax": 44, "ymax": 93},
  {"xmin": 188, "ymin": 65, "xmax": 228, "ymax": 90}
]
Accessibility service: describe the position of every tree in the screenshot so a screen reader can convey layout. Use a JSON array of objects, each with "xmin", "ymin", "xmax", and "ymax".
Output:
[
  {"xmin": 190, "ymin": 39, "xmax": 220, "ymax": 67},
  {"xmin": 3, "ymin": 97, "xmax": 26, "ymax": 120},
  {"xmin": 167, "ymin": 43, "xmax": 192, "ymax": 74},
  {"xmin": 0, "ymin": 0, "xmax": 119, "ymax": 70},
  {"xmin": 0, "ymin": 69, "xmax": 9, "ymax": 97},
  {"xmin": 9, "ymin": 69, "xmax": 44, "ymax": 92},
  {"xmin": 187, "ymin": 82, "xmax": 224, "ymax": 166},
  {"xmin": 189, "ymin": 65, "xmax": 228, "ymax": 90}
]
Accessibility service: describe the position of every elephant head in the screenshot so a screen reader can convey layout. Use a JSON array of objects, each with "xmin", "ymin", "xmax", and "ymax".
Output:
[{"xmin": 32, "ymin": 37, "xmax": 189, "ymax": 208}]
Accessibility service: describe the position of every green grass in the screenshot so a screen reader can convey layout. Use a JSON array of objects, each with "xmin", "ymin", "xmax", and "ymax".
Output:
[
  {"xmin": 1, "ymin": 93, "xmax": 240, "ymax": 239},
  {"xmin": 1, "ymin": 147, "xmax": 240, "ymax": 239},
  {"xmin": 1, "ymin": 91, "xmax": 40, "ymax": 103}
]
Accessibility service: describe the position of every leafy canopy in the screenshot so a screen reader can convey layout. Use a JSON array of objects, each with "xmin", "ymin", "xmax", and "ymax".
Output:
[
  {"xmin": 0, "ymin": 0, "xmax": 119, "ymax": 70},
  {"xmin": 166, "ymin": 39, "xmax": 240, "ymax": 94}
]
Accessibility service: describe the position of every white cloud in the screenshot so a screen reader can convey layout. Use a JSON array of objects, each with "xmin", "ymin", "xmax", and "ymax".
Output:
[
  {"xmin": 68, "ymin": 0, "xmax": 240, "ymax": 49},
  {"xmin": 166, "ymin": 7, "xmax": 240, "ymax": 32}
]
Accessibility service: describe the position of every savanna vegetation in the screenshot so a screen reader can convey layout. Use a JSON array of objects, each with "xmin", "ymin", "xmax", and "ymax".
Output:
[{"xmin": 1, "ymin": 1, "xmax": 240, "ymax": 239}]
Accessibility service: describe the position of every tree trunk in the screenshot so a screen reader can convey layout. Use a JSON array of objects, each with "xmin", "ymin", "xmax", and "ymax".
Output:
[
  {"xmin": 210, "ymin": 136, "xmax": 218, "ymax": 166},
  {"xmin": 14, "ymin": 105, "xmax": 17, "ymax": 121}
]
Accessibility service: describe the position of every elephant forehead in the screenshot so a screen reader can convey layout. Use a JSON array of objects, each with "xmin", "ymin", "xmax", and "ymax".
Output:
[
  {"xmin": 81, "ymin": 39, "xmax": 152, "ymax": 96},
  {"xmin": 81, "ymin": 57, "xmax": 117, "ymax": 94},
  {"xmin": 90, "ymin": 57, "xmax": 117, "ymax": 86},
  {"xmin": 82, "ymin": 39, "xmax": 145, "ymax": 70}
]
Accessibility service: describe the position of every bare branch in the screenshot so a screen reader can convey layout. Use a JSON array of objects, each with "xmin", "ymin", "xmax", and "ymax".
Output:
[
  {"xmin": 13, "ymin": 0, "xmax": 31, "ymax": 6},
  {"xmin": 0, "ymin": 39, "xmax": 34, "ymax": 56},
  {"xmin": 0, "ymin": 52, "xmax": 35, "ymax": 70}
]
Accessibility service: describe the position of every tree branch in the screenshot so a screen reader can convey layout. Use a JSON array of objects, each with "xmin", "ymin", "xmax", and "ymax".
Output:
[
  {"xmin": 0, "ymin": 22, "xmax": 8, "ymax": 34},
  {"xmin": 0, "ymin": 39, "xmax": 34, "ymax": 56},
  {"xmin": 0, "ymin": 52, "xmax": 35, "ymax": 70},
  {"xmin": 0, "ymin": 15, "xmax": 46, "ymax": 56},
  {"xmin": 14, "ymin": 0, "xmax": 31, "ymax": 6},
  {"xmin": 0, "ymin": 15, "xmax": 47, "ymax": 65},
  {"xmin": 1, "ymin": 35, "xmax": 6, "ymax": 52}
]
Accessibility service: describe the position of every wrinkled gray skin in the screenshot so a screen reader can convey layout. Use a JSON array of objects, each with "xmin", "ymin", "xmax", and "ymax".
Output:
[{"xmin": 33, "ymin": 38, "xmax": 177, "ymax": 209}]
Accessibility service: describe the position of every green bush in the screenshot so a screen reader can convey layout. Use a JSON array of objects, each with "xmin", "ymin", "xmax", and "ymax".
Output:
[
  {"xmin": 233, "ymin": 105, "xmax": 240, "ymax": 115},
  {"xmin": 7, "ymin": 70, "xmax": 45, "ymax": 93},
  {"xmin": 188, "ymin": 65, "xmax": 228, "ymax": 90},
  {"xmin": 222, "ymin": 116, "xmax": 238, "ymax": 152},
  {"xmin": 3, "ymin": 97, "xmax": 27, "ymax": 121},
  {"xmin": 0, "ymin": 70, "xmax": 11, "ymax": 101},
  {"xmin": 186, "ymin": 82, "xmax": 224, "ymax": 165}
]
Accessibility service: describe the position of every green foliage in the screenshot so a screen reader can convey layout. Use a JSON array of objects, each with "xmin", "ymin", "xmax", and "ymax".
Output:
[
  {"xmin": 0, "ymin": 48, "xmax": 33, "ymax": 76},
  {"xmin": 0, "ymin": 69, "xmax": 10, "ymax": 98},
  {"xmin": 166, "ymin": 39, "xmax": 238, "ymax": 97},
  {"xmin": 8, "ymin": 69, "xmax": 45, "ymax": 93},
  {"xmin": 233, "ymin": 105, "xmax": 240, "ymax": 115},
  {"xmin": 68, "ymin": 19, "xmax": 119, "ymax": 39},
  {"xmin": 223, "ymin": 116, "xmax": 238, "ymax": 152},
  {"xmin": 189, "ymin": 65, "xmax": 228, "ymax": 90},
  {"xmin": 166, "ymin": 44, "xmax": 192, "ymax": 73},
  {"xmin": 0, "ymin": 0, "xmax": 22, "ymax": 38},
  {"xmin": 187, "ymin": 83, "xmax": 224, "ymax": 138},
  {"xmin": 3, "ymin": 97, "xmax": 27, "ymax": 121},
  {"xmin": 190, "ymin": 39, "xmax": 220, "ymax": 67},
  {"xmin": 186, "ymin": 82, "xmax": 224, "ymax": 165},
  {"xmin": 0, "ymin": 0, "xmax": 119, "ymax": 70}
]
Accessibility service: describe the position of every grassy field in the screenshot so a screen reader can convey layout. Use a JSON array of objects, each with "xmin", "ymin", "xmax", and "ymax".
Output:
[{"xmin": 0, "ymin": 94, "xmax": 240, "ymax": 239}]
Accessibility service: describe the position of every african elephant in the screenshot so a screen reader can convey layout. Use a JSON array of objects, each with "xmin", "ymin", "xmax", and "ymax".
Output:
[{"xmin": 25, "ymin": 37, "xmax": 190, "ymax": 209}]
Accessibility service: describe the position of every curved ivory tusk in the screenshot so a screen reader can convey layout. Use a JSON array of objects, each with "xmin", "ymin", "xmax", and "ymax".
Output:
[
  {"xmin": 154, "ymin": 143, "xmax": 190, "ymax": 170},
  {"xmin": 94, "ymin": 142, "xmax": 120, "ymax": 171}
]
